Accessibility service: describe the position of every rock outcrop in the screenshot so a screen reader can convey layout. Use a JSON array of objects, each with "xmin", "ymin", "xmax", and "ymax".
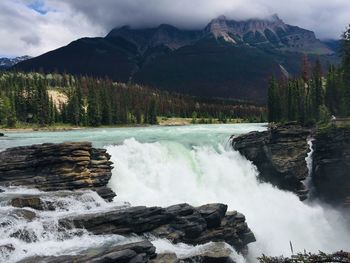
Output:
[
  {"xmin": 18, "ymin": 240, "xmax": 156, "ymax": 263},
  {"xmin": 151, "ymin": 242, "xmax": 235, "ymax": 263},
  {"xmin": 59, "ymin": 203, "xmax": 255, "ymax": 254},
  {"xmin": 312, "ymin": 126, "xmax": 350, "ymax": 206},
  {"xmin": 11, "ymin": 196, "xmax": 55, "ymax": 211},
  {"xmin": 0, "ymin": 142, "xmax": 115, "ymax": 201},
  {"xmin": 232, "ymin": 123, "xmax": 311, "ymax": 200},
  {"xmin": 19, "ymin": 241, "xmax": 238, "ymax": 263}
]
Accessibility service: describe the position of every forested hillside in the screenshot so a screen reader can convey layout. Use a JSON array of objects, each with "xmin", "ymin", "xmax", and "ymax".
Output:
[
  {"xmin": 14, "ymin": 15, "xmax": 338, "ymax": 102},
  {"xmin": 0, "ymin": 72, "xmax": 265, "ymax": 128},
  {"xmin": 267, "ymin": 26, "xmax": 350, "ymax": 125}
]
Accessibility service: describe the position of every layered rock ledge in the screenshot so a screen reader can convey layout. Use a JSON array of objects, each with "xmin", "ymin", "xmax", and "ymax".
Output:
[
  {"xmin": 231, "ymin": 123, "xmax": 311, "ymax": 200},
  {"xmin": 312, "ymin": 126, "xmax": 350, "ymax": 206},
  {"xmin": 18, "ymin": 240, "xmax": 156, "ymax": 263},
  {"xmin": 0, "ymin": 142, "xmax": 115, "ymax": 201},
  {"xmin": 19, "ymin": 241, "xmax": 237, "ymax": 263},
  {"xmin": 59, "ymin": 203, "xmax": 255, "ymax": 254}
]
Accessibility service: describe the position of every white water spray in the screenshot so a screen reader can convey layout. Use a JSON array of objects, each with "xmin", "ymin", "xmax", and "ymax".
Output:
[
  {"xmin": 0, "ymin": 188, "xmax": 129, "ymax": 262},
  {"xmin": 107, "ymin": 137, "xmax": 350, "ymax": 261}
]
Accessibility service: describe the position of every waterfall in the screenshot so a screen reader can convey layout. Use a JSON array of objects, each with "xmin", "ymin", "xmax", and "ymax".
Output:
[
  {"xmin": 107, "ymin": 138, "xmax": 350, "ymax": 261},
  {"xmin": 304, "ymin": 138, "xmax": 315, "ymax": 197},
  {"xmin": 1, "ymin": 124, "xmax": 349, "ymax": 262},
  {"xmin": 0, "ymin": 189, "xmax": 128, "ymax": 262}
]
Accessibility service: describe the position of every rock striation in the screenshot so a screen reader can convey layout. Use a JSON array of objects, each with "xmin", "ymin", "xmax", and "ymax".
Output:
[
  {"xmin": 312, "ymin": 126, "xmax": 350, "ymax": 206},
  {"xmin": 151, "ymin": 242, "xmax": 236, "ymax": 263},
  {"xmin": 0, "ymin": 142, "xmax": 115, "ymax": 201},
  {"xmin": 232, "ymin": 123, "xmax": 311, "ymax": 200},
  {"xmin": 19, "ymin": 241, "xmax": 238, "ymax": 263},
  {"xmin": 59, "ymin": 203, "xmax": 255, "ymax": 254},
  {"xmin": 18, "ymin": 240, "xmax": 157, "ymax": 263}
]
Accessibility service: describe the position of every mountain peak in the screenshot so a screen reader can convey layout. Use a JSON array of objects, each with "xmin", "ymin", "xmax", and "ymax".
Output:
[
  {"xmin": 216, "ymin": 15, "xmax": 228, "ymax": 21},
  {"xmin": 0, "ymin": 55, "xmax": 31, "ymax": 69},
  {"xmin": 269, "ymin": 14, "xmax": 281, "ymax": 22}
]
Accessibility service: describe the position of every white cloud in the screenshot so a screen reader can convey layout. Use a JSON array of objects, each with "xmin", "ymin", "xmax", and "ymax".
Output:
[
  {"xmin": 0, "ymin": 0, "xmax": 349, "ymax": 57},
  {"xmin": 0, "ymin": 0, "xmax": 104, "ymax": 57}
]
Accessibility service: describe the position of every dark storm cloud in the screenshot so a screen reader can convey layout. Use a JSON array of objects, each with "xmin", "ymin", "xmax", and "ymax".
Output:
[
  {"xmin": 63, "ymin": 0, "xmax": 350, "ymax": 39},
  {"xmin": 0, "ymin": 0, "xmax": 349, "ymax": 56},
  {"xmin": 20, "ymin": 35, "xmax": 41, "ymax": 46}
]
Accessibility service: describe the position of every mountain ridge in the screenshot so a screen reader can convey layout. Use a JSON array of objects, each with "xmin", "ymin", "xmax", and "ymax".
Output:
[
  {"xmin": 14, "ymin": 15, "xmax": 338, "ymax": 101},
  {"xmin": 107, "ymin": 14, "xmax": 333, "ymax": 54},
  {"xmin": 0, "ymin": 55, "xmax": 31, "ymax": 69}
]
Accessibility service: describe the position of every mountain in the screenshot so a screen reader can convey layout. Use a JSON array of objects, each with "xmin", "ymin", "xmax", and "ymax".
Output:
[
  {"xmin": 14, "ymin": 15, "xmax": 337, "ymax": 102},
  {"xmin": 0, "ymin": 56, "xmax": 31, "ymax": 70}
]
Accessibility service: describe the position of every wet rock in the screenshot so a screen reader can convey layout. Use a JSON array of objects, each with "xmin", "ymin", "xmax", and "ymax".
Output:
[
  {"xmin": 59, "ymin": 203, "xmax": 255, "ymax": 253},
  {"xmin": 0, "ymin": 142, "xmax": 115, "ymax": 201},
  {"xmin": 11, "ymin": 196, "xmax": 55, "ymax": 211},
  {"xmin": 0, "ymin": 209, "xmax": 36, "ymax": 229},
  {"xmin": 151, "ymin": 243, "xmax": 235, "ymax": 263},
  {"xmin": 182, "ymin": 242, "xmax": 235, "ymax": 263},
  {"xmin": 10, "ymin": 229, "xmax": 38, "ymax": 243},
  {"xmin": 232, "ymin": 122, "xmax": 311, "ymax": 200},
  {"xmin": 197, "ymin": 203, "xmax": 227, "ymax": 228},
  {"xmin": 0, "ymin": 132, "xmax": 4, "ymax": 137},
  {"xmin": 10, "ymin": 209, "xmax": 36, "ymax": 221},
  {"xmin": 312, "ymin": 126, "xmax": 350, "ymax": 206},
  {"xmin": 18, "ymin": 240, "xmax": 156, "ymax": 263},
  {"xmin": 0, "ymin": 244, "xmax": 15, "ymax": 259},
  {"xmin": 150, "ymin": 253, "xmax": 179, "ymax": 263}
]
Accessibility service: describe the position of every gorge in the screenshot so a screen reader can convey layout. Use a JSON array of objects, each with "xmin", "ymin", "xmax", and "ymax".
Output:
[{"xmin": 0, "ymin": 124, "xmax": 349, "ymax": 262}]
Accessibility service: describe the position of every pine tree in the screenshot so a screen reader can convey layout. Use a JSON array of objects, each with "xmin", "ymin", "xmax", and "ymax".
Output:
[
  {"xmin": 87, "ymin": 85, "xmax": 101, "ymax": 127},
  {"xmin": 311, "ymin": 57, "xmax": 323, "ymax": 120},
  {"xmin": 301, "ymin": 54, "xmax": 310, "ymax": 83},
  {"xmin": 148, "ymin": 99, "xmax": 158, "ymax": 124},
  {"xmin": 267, "ymin": 77, "xmax": 281, "ymax": 122},
  {"xmin": 341, "ymin": 25, "xmax": 350, "ymax": 115}
]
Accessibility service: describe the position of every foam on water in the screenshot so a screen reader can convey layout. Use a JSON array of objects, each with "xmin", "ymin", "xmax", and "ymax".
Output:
[
  {"xmin": 106, "ymin": 137, "xmax": 350, "ymax": 261},
  {"xmin": 1, "ymin": 124, "xmax": 349, "ymax": 262},
  {"xmin": 0, "ymin": 188, "xmax": 130, "ymax": 262},
  {"xmin": 152, "ymin": 239, "xmax": 246, "ymax": 263}
]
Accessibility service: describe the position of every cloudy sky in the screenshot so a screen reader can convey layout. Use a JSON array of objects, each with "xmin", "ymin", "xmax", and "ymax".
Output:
[{"xmin": 1, "ymin": 0, "xmax": 349, "ymax": 57}]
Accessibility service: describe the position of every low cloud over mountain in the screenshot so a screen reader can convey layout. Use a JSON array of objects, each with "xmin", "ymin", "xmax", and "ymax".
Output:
[{"xmin": 0, "ymin": 0, "xmax": 349, "ymax": 57}]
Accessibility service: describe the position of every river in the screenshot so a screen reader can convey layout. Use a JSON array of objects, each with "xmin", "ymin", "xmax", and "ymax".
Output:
[{"xmin": 1, "ymin": 124, "xmax": 349, "ymax": 262}]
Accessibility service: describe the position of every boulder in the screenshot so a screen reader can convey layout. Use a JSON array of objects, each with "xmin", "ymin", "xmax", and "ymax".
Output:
[
  {"xmin": 6, "ymin": 208, "xmax": 36, "ymax": 222},
  {"xmin": 0, "ymin": 142, "xmax": 115, "ymax": 201},
  {"xmin": 18, "ymin": 240, "xmax": 156, "ymax": 263},
  {"xmin": 182, "ymin": 242, "xmax": 235, "ymax": 263},
  {"xmin": 312, "ymin": 126, "xmax": 350, "ymax": 206},
  {"xmin": 11, "ymin": 196, "xmax": 55, "ymax": 211},
  {"xmin": 59, "ymin": 203, "xmax": 255, "ymax": 254},
  {"xmin": 0, "ymin": 132, "xmax": 4, "ymax": 137},
  {"xmin": 150, "ymin": 253, "xmax": 179, "ymax": 263},
  {"xmin": 232, "ymin": 122, "xmax": 311, "ymax": 200},
  {"xmin": 151, "ymin": 243, "xmax": 235, "ymax": 263},
  {"xmin": 0, "ymin": 244, "xmax": 15, "ymax": 260}
]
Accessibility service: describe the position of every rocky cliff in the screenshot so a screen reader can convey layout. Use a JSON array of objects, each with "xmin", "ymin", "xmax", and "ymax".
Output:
[
  {"xmin": 0, "ymin": 142, "xmax": 115, "ymax": 201},
  {"xmin": 59, "ymin": 203, "xmax": 255, "ymax": 254},
  {"xmin": 312, "ymin": 126, "xmax": 350, "ymax": 206},
  {"xmin": 19, "ymin": 241, "xmax": 237, "ymax": 263},
  {"xmin": 0, "ymin": 142, "xmax": 256, "ymax": 262},
  {"xmin": 232, "ymin": 123, "xmax": 311, "ymax": 200}
]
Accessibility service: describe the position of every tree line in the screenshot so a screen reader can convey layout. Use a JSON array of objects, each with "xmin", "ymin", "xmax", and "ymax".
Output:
[
  {"xmin": 0, "ymin": 72, "xmax": 266, "ymax": 127},
  {"xmin": 268, "ymin": 26, "xmax": 350, "ymax": 125}
]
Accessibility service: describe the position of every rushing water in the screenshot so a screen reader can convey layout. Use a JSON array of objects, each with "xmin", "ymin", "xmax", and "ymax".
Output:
[{"xmin": 1, "ymin": 124, "xmax": 350, "ymax": 262}]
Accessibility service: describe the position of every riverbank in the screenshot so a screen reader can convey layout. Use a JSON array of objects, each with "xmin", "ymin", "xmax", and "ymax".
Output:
[{"xmin": 0, "ymin": 117, "xmax": 251, "ymax": 132}]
